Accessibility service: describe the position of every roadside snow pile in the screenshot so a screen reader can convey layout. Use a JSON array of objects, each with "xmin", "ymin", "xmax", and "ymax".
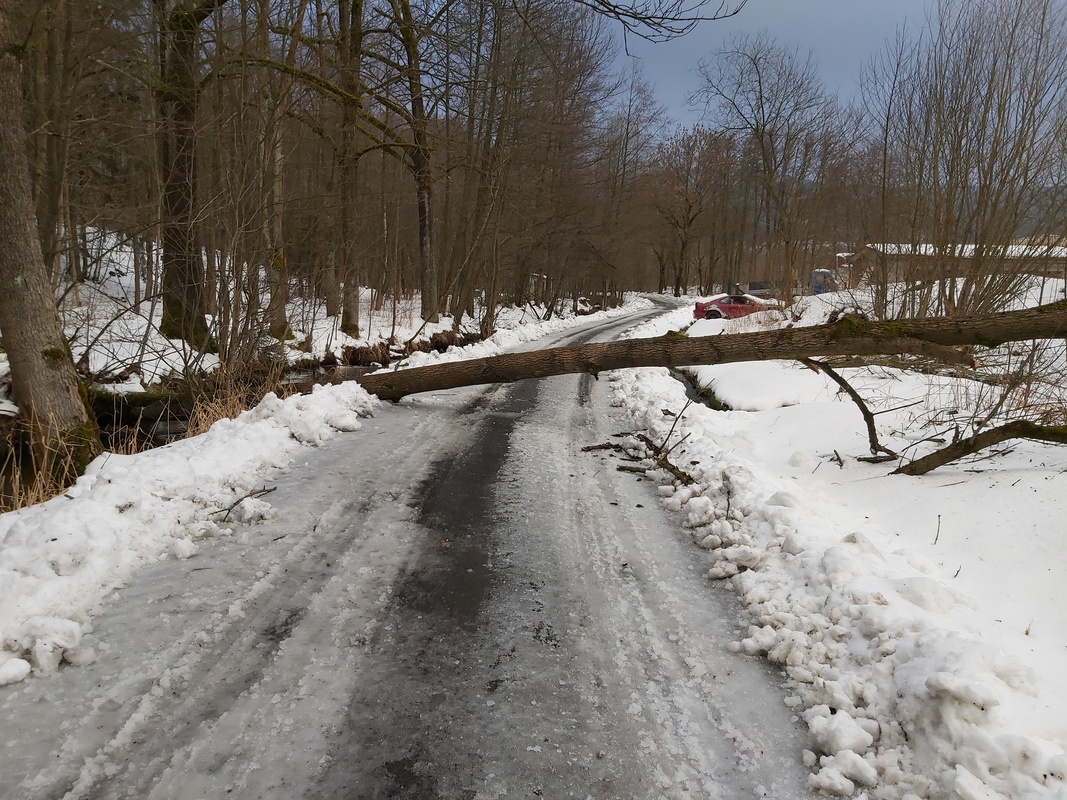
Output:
[
  {"xmin": 0, "ymin": 382, "xmax": 378, "ymax": 687},
  {"xmin": 609, "ymin": 300, "xmax": 1067, "ymax": 799}
]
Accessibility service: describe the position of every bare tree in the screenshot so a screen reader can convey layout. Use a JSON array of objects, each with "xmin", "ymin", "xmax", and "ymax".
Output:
[
  {"xmin": 156, "ymin": 0, "xmax": 229, "ymax": 348},
  {"xmin": 337, "ymin": 0, "xmax": 367, "ymax": 336},
  {"xmin": 651, "ymin": 125, "xmax": 716, "ymax": 296},
  {"xmin": 863, "ymin": 0, "xmax": 1067, "ymax": 318},
  {"xmin": 0, "ymin": 7, "xmax": 101, "ymax": 477},
  {"xmin": 694, "ymin": 32, "xmax": 838, "ymax": 302}
]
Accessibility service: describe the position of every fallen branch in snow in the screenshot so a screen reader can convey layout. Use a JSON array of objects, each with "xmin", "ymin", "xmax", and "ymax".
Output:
[
  {"xmin": 893, "ymin": 421, "xmax": 1067, "ymax": 475},
  {"xmin": 802, "ymin": 358, "xmax": 898, "ymax": 459},
  {"xmin": 856, "ymin": 454, "xmax": 897, "ymax": 464},
  {"xmin": 659, "ymin": 399, "xmax": 693, "ymax": 453},
  {"xmin": 662, "ymin": 432, "xmax": 691, "ymax": 460},
  {"xmin": 651, "ymin": 454, "xmax": 696, "ymax": 485},
  {"xmin": 630, "ymin": 433, "xmax": 696, "ymax": 484},
  {"xmin": 212, "ymin": 485, "xmax": 277, "ymax": 522},
  {"xmin": 615, "ymin": 458, "xmax": 695, "ymax": 485},
  {"xmin": 581, "ymin": 441, "xmax": 642, "ymax": 462},
  {"xmin": 587, "ymin": 432, "xmax": 697, "ymax": 485},
  {"xmin": 581, "ymin": 442, "xmax": 620, "ymax": 452},
  {"xmin": 634, "ymin": 432, "xmax": 661, "ymax": 454}
]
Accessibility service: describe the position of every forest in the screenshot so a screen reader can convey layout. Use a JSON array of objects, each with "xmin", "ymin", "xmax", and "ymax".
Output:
[{"xmin": 2, "ymin": 0, "xmax": 1067, "ymax": 499}]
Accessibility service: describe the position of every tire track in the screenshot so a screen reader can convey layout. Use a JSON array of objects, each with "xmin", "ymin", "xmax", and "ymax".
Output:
[{"xmin": 7, "ymin": 408, "xmax": 457, "ymax": 800}]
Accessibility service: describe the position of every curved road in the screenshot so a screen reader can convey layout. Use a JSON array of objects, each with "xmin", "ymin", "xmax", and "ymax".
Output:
[{"xmin": 0, "ymin": 306, "xmax": 816, "ymax": 799}]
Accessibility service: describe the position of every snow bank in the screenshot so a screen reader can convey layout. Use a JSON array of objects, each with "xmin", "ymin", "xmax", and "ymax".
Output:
[
  {"xmin": 373, "ymin": 296, "xmax": 653, "ymax": 372},
  {"xmin": 0, "ymin": 382, "xmax": 378, "ymax": 686}
]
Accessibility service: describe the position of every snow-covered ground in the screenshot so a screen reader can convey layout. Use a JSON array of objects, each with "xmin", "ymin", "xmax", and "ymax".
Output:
[
  {"xmin": 2, "ymin": 280, "xmax": 1066, "ymax": 799},
  {"xmin": 605, "ymin": 289, "xmax": 1067, "ymax": 799},
  {"xmin": 50, "ymin": 231, "xmax": 608, "ymax": 389}
]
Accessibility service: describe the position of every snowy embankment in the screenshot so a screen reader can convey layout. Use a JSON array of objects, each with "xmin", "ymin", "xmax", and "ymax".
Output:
[
  {"xmin": 607, "ymin": 295, "xmax": 1067, "ymax": 800},
  {"xmin": 0, "ymin": 383, "xmax": 378, "ymax": 686},
  {"xmin": 0, "ymin": 298, "xmax": 649, "ymax": 688}
]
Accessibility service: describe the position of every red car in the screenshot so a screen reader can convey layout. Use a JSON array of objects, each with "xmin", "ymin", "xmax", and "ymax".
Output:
[{"xmin": 693, "ymin": 294, "xmax": 776, "ymax": 320}]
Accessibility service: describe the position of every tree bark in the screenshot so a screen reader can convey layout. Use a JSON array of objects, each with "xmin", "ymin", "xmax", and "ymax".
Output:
[
  {"xmin": 0, "ymin": 8, "xmax": 101, "ymax": 477},
  {"xmin": 345, "ymin": 302, "xmax": 1067, "ymax": 402},
  {"xmin": 337, "ymin": 0, "xmax": 364, "ymax": 337},
  {"xmin": 156, "ymin": 0, "xmax": 226, "ymax": 349},
  {"xmin": 31, "ymin": 0, "xmax": 72, "ymax": 285},
  {"xmin": 391, "ymin": 0, "xmax": 438, "ymax": 323}
]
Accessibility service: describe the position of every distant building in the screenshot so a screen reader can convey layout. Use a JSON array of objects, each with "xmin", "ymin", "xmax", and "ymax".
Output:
[
  {"xmin": 856, "ymin": 242, "xmax": 1067, "ymax": 283},
  {"xmin": 835, "ymin": 253, "xmax": 857, "ymax": 288}
]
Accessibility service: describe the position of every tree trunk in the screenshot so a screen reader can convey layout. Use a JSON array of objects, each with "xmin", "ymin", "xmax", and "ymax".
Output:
[
  {"xmin": 337, "ymin": 0, "xmax": 363, "ymax": 337},
  {"xmin": 32, "ymin": 0, "xmax": 71, "ymax": 287},
  {"xmin": 156, "ymin": 0, "xmax": 226, "ymax": 349},
  {"xmin": 342, "ymin": 280, "xmax": 361, "ymax": 335},
  {"xmin": 654, "ymin": 248, "xmax": 668, "ymax": 294},
  {"xmin": 391, "ymin": 0, "xmax": 437, "ymax": 323},
  {"xmin": 344, "ymin": 302, "xmax": 1067, "ymax": 402},
  {"xmin": 320, "ymin": 250, "xmax": 341, "ymax": 318},
  {"xmin": 0, "ymin": 9, "xmax": 101, "ymax": 478},
  {"xmin": 263, "ymin": 137, "xmax": 291, "ymax": 341},
  {"xmin": 414, "ymin": 166, "xmax": 437, "ymax": 322}
]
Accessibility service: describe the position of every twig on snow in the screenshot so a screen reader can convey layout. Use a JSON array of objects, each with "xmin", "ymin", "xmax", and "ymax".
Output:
[{"xmin": 212, "ymin": 486, "xmax": 277, "ymax": 523}]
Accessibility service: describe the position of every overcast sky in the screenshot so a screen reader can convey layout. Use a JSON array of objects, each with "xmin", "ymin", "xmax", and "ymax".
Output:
[{"xmin": 618, "ymin": 0, "xmax": 933, "ymax": 124}]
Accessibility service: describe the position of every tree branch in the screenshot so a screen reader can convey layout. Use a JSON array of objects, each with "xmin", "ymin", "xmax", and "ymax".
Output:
[
  {"xmin": 802, "ymin": 358, "xmax": 896, "ymax": 458},
  {"xmin": 576, "ymin": 0, "xmax": 746, "ymax": 42},
  {"xmin": 893, "ymin": 421, "xmax": 1067, "ymax": 476}
]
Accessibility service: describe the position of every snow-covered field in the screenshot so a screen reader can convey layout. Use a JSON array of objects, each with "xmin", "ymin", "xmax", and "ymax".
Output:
[{"xmin": 2, "ymin": 280, "xmax": 1066, "ymax": 799}]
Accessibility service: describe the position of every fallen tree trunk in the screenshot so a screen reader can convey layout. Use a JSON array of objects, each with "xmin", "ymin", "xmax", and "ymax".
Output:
[
  {"xmin": 892, "ymin": 421, "xmax": 1067, "ymax": 476},
  {"xmin": 348, "ymin": 301, "xmax": 1067, "ymax": 402}
]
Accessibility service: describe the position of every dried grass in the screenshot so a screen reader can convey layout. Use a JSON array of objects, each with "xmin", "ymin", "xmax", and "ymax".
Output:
[
  {"xmin": 184, "ymin": 361, "xmax": 289, "ymax": 439},
  {"xmin": 0, "ymin": 418, "xmax": 77, "ymax": 513}
]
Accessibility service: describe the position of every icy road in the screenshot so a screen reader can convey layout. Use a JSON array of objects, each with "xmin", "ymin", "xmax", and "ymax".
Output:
[{"xmin": 1, "ymin": 309, "xmax": 816, "ymax": 799}]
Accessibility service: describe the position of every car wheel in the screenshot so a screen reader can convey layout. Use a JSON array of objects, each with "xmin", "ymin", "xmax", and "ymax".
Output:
[{"xmin": 705, "ymin": 309, "xmax": 722, "ymax": 319}]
